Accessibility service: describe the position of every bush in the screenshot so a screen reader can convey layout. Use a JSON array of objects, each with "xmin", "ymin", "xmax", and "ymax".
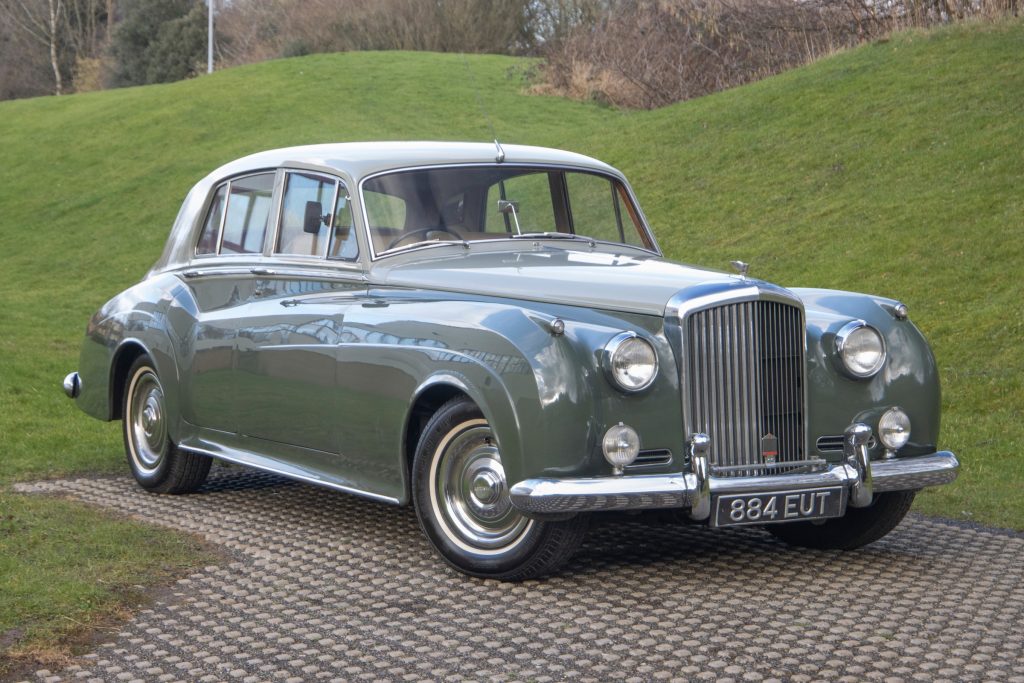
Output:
[
  {"xmin": 111, "ymin": 0, "xmax": 207, "ymax": 86},
  {"xmin": 538, "ymin": 0, "xmax": 1021, "ymax": 108}
]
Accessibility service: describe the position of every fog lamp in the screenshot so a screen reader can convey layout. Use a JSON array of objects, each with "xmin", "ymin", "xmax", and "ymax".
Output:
[
  {"xmin": 878, "ymin": 407, "xmax": 911, "ymax": 451},
  {"xmin": 602, "ymin": 422, "xmax": 640, "ymax": 475}
]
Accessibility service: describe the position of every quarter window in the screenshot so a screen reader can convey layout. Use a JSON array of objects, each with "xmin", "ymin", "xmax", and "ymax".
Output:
[
  {"xmin": 195, "ymin": 185, "xmax": 226, "ymax": 255},
  {"xmin": 194, "ymin": 172, "xmax": 274, "ymax": 256}
]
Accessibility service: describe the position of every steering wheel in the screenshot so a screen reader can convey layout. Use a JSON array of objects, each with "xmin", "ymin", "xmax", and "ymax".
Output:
[{"xmin": 386, "ymin": 226, "xmax": 463, "ymax": 251}]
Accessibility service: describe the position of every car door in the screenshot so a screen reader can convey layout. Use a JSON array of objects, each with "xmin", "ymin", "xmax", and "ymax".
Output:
[
  {"xmin": 233, "ymin": 170, "xmax": 363, "ymax": 458},
  {"xmin": 179, "ymin": 172, "xmax": 276, "ymax": 433}
]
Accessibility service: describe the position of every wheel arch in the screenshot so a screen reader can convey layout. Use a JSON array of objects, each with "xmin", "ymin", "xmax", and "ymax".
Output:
[
  {"xmin": 401, "ymin": 373, "xmax": 522, "ymax": 505},
  {"xmin": 109, "ymin": 339, "xmax": 153, "ymax": 420}
]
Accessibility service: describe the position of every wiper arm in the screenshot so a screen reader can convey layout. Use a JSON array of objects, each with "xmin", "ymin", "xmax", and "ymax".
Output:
[{"xmin": 512, "ymin": 232, "xmax": 592, "ymax": 241}]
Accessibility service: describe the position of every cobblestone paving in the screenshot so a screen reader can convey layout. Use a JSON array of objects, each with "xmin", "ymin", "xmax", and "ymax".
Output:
[{"xmin": 15, "ymin": 467, "xmax": 1024, "ymax": 683}]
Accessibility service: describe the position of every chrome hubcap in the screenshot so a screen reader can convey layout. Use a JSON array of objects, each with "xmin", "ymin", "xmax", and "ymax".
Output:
[
  {"xmin": 434, "ymin": 422, "xmax": 531, "ymax": 551},
  {"xmin": 129, "ymin": 369, "xmax": 168, "ymax": 472}
]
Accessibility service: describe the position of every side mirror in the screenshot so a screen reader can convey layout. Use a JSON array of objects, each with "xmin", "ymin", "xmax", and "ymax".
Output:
[{"xmin": 303, "ymin": 200, "xmax": 326, "ymax": 234}]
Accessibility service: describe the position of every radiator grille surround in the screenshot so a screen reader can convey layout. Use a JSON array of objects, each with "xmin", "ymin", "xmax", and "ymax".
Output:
[{"xmin": 683, "ymin": 298, "xmax": 807, "ymax": 477}]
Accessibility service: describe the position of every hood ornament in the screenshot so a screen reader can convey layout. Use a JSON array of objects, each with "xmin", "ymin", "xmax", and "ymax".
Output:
[{"xmin": 730, "ymin": 260, "xmax": 749, "ymax": 278}]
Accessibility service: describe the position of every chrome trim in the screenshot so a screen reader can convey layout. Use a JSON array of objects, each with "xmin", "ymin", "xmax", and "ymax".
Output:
[
  {"xmin": 175, "ymin": 263, "xmax": 368, "ymax": 284},
  {"xmin": 815, "ymin": 435, "xmax": 845, "ymax": 452},
  {"xmin": 872, "ymin": 451, "xmax": 960, "ymax": 491},
  {"xmin": 601, "ymin": 331, "xmax": 658, "ymax": 393},
  {"xmin": 845, "ymin": 423, "xmax": 874, "ymax": 507},
  {"xmin": 62, "ymin": 371, "xmax": 80, "ymax": 399},
  {"xmin": 181, "ymin": 442, "xmax": 402, "ymax": 505},
  {"xmin": 729, "ymin": 260, "xmax": 749, "ymax": 278},
  {"xmin": 711, "ymin": 458, "xmax": 828, "ymax": 475},
  {"xmin": 509, "ymin": 450, "xmax": 959, "ymax": 515},
  {"xmin": 688, "ymin": 434, "xmax": 711, "ymax": 520},
  {"xmin": 835, "ymin": 320, "xmax": 886, "ymax": 379},
  {"xmin": 666, "ymin": 282, "xmax": 809, "ymax": 464}
]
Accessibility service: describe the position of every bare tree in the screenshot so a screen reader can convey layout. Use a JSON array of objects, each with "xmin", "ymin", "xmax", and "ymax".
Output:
[{"xmin": 0, "ymin": 0, "xmax": 65, "ymax": 94}]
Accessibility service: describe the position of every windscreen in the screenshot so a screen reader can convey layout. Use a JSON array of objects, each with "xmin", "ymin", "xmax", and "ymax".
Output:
[{"xmin": 361, "ymin": 166, "xmax": 652, "ymax": 254}]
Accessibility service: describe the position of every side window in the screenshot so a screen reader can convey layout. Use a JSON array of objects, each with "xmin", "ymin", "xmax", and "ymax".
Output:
[
  {"xmin": 221, "ymin": 173, "xmax": 275, "ymax": 254},
  {"xmin": 276, "ymin": 172, "xmax": 338, "ymax": 258},
  {"xmin": 483, "ymin": 172, "xmax": 554, "ymax": 234},
  {"xmin": 195, "ymin": 185, "xmax": 226, "ymax": 255},
  {"xmin": 328, "ymin": 189, "xmax": 358, "ymax": 261}
]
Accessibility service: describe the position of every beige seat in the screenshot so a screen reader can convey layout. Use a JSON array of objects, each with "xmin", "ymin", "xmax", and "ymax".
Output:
[{"xmin": 280, "ymin": 232, "xmax": 323, "ymax": 257}]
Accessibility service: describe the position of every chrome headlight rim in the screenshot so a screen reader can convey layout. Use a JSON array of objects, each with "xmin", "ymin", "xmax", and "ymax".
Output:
[
  {"xmin": 602, "ymin": 331, "xmax": 658, "ymax": 393},
  {"xmin": 835, "ymin": 320, "xmax": 886, "ymax": 379}
]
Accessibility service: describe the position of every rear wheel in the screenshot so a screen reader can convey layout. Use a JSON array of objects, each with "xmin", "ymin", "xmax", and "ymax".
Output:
[
  {"xmin": 122, "ymin": 355, "xmax": 210, "ymax": 494},
  {"xmin": 767, "ymin": 490, "xmax": 916, "ymax": 550},
  {"xmin": 412, "ymin": 396, "xmax": 587, "ymax": 580}
]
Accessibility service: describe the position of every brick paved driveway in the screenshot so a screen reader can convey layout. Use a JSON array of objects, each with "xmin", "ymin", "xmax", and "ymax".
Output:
[{"xmin": 16, "ymin": 467, "xmax": 1024, "ymax": 682}]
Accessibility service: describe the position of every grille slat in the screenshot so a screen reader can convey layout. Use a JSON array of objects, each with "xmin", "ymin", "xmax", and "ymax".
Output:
[{"xmin": 685, "ymin": 300, "xmax": 806, "ymax": 477}]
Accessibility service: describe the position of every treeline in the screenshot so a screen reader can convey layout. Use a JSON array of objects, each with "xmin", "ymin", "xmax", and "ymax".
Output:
[
  {"xmin": 0, "ymin": 0, "xmax": 591, "ymax": 101},
  {"xmin": 0, "ymin": 0, "xmax": 207, "ymax": 99},
  {"xmin": 1, "ymin": 0, "xmax": 1018, "ymax": 105}
]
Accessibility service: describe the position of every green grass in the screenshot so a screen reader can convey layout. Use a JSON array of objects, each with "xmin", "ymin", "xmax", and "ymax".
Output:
[
  {"xmin": 0, "ymin": 495, "xmax": 213, "ymax": 677},
  {"xmin": 0, "ymin": 17, "xmax": 1022, "ymax": 664}
]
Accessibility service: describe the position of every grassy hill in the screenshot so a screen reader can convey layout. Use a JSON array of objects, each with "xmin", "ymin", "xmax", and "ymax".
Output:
[{"xmin": 1, "ymin": 17, "xmax": 1022, "ymax": 664}]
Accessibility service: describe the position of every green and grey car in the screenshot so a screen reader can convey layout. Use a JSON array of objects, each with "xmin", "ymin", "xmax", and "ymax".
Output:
[{"xmin": 63, "ymin": 142, "xmax": 959, "ymax": 580}]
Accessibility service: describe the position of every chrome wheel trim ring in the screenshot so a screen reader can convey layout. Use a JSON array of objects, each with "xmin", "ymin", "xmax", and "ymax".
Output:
[
  {"xmin": 429, "ymin": 419, "xmax": 533, "ymax": 555},
  {"xmin": 127, "ymin": 366, "xmax": 168, "ymax": 474}
]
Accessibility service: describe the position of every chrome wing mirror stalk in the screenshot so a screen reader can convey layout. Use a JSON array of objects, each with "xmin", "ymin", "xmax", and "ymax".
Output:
[{"xmin": 845, "ymin": 423, "xmax": 874, "ymax": 507}]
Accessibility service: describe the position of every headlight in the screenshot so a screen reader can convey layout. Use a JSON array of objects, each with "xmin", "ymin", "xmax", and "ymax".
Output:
[
  {"xmin": 835, "ymin": 321, "xmax": 886, "ymax": 378},
  {"xmin": 603, "ymin": 332, "xmax": 658, "ymax": 392},
  {"xmin": 878, "ymin": 407, "xmax": 911, "ymax": 450}
]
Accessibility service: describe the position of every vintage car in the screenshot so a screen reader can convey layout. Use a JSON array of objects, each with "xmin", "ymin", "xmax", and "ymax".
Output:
[{"xmin": 64, "ymin": 142, "xmax": 959, "ymax": 580}]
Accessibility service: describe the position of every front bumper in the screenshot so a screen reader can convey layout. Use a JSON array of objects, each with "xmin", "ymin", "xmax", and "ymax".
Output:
[{"xmin": 509, "ymin": 425, "xmax": 958, "ymax": 518}]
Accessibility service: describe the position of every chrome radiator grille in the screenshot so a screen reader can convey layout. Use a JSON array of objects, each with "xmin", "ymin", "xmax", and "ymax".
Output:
[{"xmin": 684, "ymin": 300, "xmax": 806, "ymax": 476}]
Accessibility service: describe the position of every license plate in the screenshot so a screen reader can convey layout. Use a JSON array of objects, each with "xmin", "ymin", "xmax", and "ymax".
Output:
[{"xmin": 712, "ymin": 487, "xmax": 846, "ymax": 527}]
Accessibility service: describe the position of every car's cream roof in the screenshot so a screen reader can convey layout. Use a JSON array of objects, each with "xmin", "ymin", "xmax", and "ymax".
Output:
[
  {"xmin": 209, "ymin": 141, "xmax": 619, "ymax": 181},
  {"xmin": 150, "ymin": 142, "xmax": 629, "ymax": 274}
]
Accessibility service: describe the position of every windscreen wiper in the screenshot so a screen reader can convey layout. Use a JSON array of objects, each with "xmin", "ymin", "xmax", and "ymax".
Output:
[{"xmin": 511, "ymin": 232, "xmax": 593, "ymax": 241}]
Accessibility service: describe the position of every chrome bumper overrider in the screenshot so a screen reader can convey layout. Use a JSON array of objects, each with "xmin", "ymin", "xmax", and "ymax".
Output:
[
  {"xmin": 509, "ymin": 424, "xmax": 959, "ymax": 518},
  {"xmin": 63, "ymin": 371, "xmax": 81, "ymax": 399}
]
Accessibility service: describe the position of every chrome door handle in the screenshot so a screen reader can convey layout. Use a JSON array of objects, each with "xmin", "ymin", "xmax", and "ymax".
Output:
[
  {"xmin": 182, "ymin": 269, "xmax": 205, "ymax": 279},
  {"xmin": 250, "ymin": 267, "xmax": 276, "ymax": 276}
]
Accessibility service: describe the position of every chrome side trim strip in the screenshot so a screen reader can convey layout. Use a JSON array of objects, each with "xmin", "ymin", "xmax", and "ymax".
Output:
[
  {"xmin": 509, "ymin": 451, "xmax": 958, "ymax": 515},
  {"xmin": 180, "ymin": 442, "xmax": 402, "ymax": 505}
]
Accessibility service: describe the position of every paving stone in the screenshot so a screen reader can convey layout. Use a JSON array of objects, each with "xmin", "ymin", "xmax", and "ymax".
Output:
[{"xmin": 14, "ymin": 468, "xmax": 1024, "ymax": 682}]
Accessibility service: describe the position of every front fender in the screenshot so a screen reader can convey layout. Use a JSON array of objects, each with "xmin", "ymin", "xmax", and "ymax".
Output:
[{"xmin": 795, "ymin": 288, "xmax": 941, "ymax": 458}]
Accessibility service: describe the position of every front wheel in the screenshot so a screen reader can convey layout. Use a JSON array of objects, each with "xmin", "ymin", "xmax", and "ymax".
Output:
[
  {"xmin": 412, "ymin": 397, "xmax": 588, "ymax": 580},
  {"xmin": 122, "ymin": 354, "xmax": 210, "ymax": 494},
  {"xmin": 767, "ymin": 490, "xmax": 916, "ymax": 550}
]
